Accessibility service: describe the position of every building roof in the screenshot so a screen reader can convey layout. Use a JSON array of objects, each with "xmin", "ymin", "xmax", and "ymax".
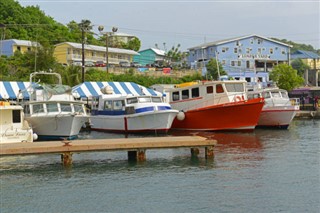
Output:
[
  {"xmin": 1, "ymin": 39, "xmax": 40, "ymax": 47},
  {"xmin": 139, "ymin": 48, "xmax": 166, "ymax": 56},
  {"xmin": 112, "ymin": 32, "xmax": 135, "ymax": 38},
  {"xmin": 291, "ymin": 50, "xmax": 320, "ymax": 59},
  {"xmin": 188, "ymin": 34, "xmax": 292, "ymax": 50},
  {"xmin": 55, "ymin": 42, "xmax": 139, "ymax": 55}
]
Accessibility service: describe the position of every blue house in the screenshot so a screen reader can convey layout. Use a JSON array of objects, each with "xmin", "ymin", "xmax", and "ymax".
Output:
[
  {"xmin": 0, "ymin": 39, "xmax": 40, "ymax": 56},
  {"xmin": 133, "ymin": 48, "xmax": 166, "ymax": 66},
  {"xmin": 188, "ymin": 34, "xmax": 292, "ymax": 82}
]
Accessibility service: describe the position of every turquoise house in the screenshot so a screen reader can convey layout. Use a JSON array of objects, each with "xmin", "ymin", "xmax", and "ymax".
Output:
[{"xmin": 133, "ymin": 48, "xmax": 166, "ymax": 66}]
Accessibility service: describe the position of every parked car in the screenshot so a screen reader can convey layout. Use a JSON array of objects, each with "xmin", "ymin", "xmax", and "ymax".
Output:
[
  {"xmin": 72, "ymin": 61, "xmax": 82, "ymax": 66},
  {"xmin": 119, "ymin": 61, "xmax": 130, "ymax": 68},
  {"xmin": 85, "ymin": 61, "xmax": 95, "ymax": 67},
  {"xmin": 95, "ymin": 61, "xmax": 106, "ymax": 67},
  {"xmin": 130, "ymin": 62, "xmax": 142, "ymax": 68}
]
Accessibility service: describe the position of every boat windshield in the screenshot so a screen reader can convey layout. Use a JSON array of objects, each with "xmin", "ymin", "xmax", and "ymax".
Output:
[
  {"xmin": 271, "ymin": 91, "xmax": 281, "ymax": 98},
  {"xmin": 74, "ymin": 104, "xmax": 84, "ymax": 113},
  {"xmin": 152, "ymin": 97, "xmax": 162, "ymax": 103},
  {"xmin": 127, "ymin": 97, "xmax": 138, "ymax": 104},
  {"xmin": 225, "ymin": 83, "xmax": 245, "ymax": 93},
  {"xmin": 138, "ymin": 97, "xmax": 151, "ymax": 103},
  {"xmin": 41, "ymin": 84, "xmax": 72, "ymax": 95},
  {"xmin": 281, "ymin": 91, "xmax": 288, "ymax": 98}
]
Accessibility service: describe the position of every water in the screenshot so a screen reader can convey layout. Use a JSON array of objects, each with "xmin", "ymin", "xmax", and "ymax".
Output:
[{"xmin": 1, "ymin": 119, "xmax": 319, "ymax": 213}]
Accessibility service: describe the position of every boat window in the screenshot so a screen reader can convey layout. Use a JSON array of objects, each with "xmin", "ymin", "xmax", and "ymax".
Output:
[
  {"xmin": 207, "ymin": 86, "xmax": 213, "ymax": 94},
  {"xmin": 104, "ymin": 100, "xmax": 113, "ymax": 110},
  {"xmin": 127, "ymin": 97, "xmax": 138, "ymax": 104},
  {"xmin": 60, "ymin": 103, "xmax": 72, "ymax": 112},
  {"xmin": 113, "ymin": 100, "xmax": 124, "ymax": 110},
  {"xmin": 47, "ymin": 103, "xmax": 59, "ymax": 112},
  {"xmin": 172, "ymin": 91, "xmax": 180, "ymax": 101},
  {"xmin": 138, "ymin": 97, "xmax": 151, "ymax": 103},
  {"xmin": 23, "ymin": 105, "xmax": 30, "ymax": 114},
  {"xmin": 263, "ymin": 92, "xmax": 271, "ymax": 99},
  {"xmin": 271, "ymin": 92, "xmax": 281, "ymax": 98},
  {"xmin": 12, "ymin": 110, "xmax": 21, "ymax": 123},
  {"xmin": 281, "ymin": 91, "xmax": 288, "ymax": 98},
  {"xmin": 216, "ymin": 84, "xmax": 224, "ymax": 93},
  {"xmin": 32, "ymin": 104, "xmax": 44, "ymax": 113},
  {"xmin": 74, "ymin": 104, "xmax": 84, "ymax": 113},
  {"xmin": 152, "ymin": 97, "xmax": 162, "ymax": 103},
  {"xmin": 191, "ymin": 88, "xmax": 200, "ymax": 98},
  {"xmin": 225, "ymin": 83, "xmax": 244, "ymax": 92},
  {"xmin": 182, "ymin": 89, "xmax": 189, "ymax": 100},
  {"xmin": 248, "ymin": 93, "xmax": 260, "ymax": 99}
]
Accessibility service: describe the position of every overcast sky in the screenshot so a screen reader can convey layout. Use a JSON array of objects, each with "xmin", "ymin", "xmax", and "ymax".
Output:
[{"xmin": 18, "ymin": 0, "xmax": 320, "ymax": 51}]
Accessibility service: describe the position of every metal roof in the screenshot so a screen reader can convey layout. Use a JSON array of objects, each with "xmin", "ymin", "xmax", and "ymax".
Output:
[
  {"xmin": 291, "ymin": 50, "xmax": 320, "ymax": 59},
  {"xmin": 55, "ymin": 42, "xmax": 139, "ymax": 55},
  {"xmin": 72, "ymin": 82, "xmax": 162, "ymax": 98},
  {"xmin": 1, "ymin": 39, "xmax": 40, "ymax": 47},
  {"xmin": 188, "ymin": 34, "xmax": 292, "ymax": 50}
]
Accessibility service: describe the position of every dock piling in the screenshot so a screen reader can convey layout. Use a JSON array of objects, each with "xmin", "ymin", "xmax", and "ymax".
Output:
[{"xmin": 61, "ymin": 152, "xmax": 73, "ymax": 166}]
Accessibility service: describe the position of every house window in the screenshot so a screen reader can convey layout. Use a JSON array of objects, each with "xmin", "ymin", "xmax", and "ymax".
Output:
[
  {"xmin": 231, "ymin": 61, "xmax": 235, "ymax": 66},
  {"xmin": 236, "ymin": 41, "xmax": 240, "ymax": 46},
  {"xmin": 67, "ymin": 48, "xmax": 71, "ymax": 54},
  {"xmin": 246, "ymin": 48, "xmax": 250, "ymax": 53},
  {"xmin": 270, "ymin": 48, "xmax": 274, "ymax": 54},
  {"xmin": 257, "ymin": 39, "xmax": 262, "ymax": 44},
  {"xmin": 250, "ymin": 39, "xmax": 254, "ymax": 44},
  {"xmin": 246, "ymin": 61, "xmax": 250, "ymax": 68},
  {"xmin": 17, "ymin": 46, "xmax": 21, "ymax": 51},
  {"xmin": 234, "ymin": 48, "xmax": 238, "ymax": 54},
  {"xmin": 258, "ymin": 48, "xmax": 262, "ymax": 54},
  {"xmin": 238, "ymin": 61, "xmax": 241, "ymax": 66},
  {"xmin": 281, "ymin": 49, "xmax": 286, "ymax": 54},
  {"xmin": 27, "ymin": 47, "xmax": 31, "ymax": 52},
  {"xmin": 245, "ymin": 77, "xmax": 251, "ymax": 82},
  {"xmin": 222, "ymin": 60, "xmax": 226, "ymax": 65},
  {"xmin": 222, "ymin": 47, "xmax": 228, "ymax": 53}
]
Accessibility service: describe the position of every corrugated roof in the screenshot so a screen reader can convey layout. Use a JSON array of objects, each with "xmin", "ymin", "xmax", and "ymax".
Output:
[
  {"xmin": 2, "ymin": 39, "xmax": 40, "ymax": 47},
  {"xmin": 55, "ymin": 42, "xmax": 139, "ymax": 55},
  {"xmin": 188, "ymin": 34, "xmax": 292, "ymax": 50},
  {"xmin": 291, "ymin": 50, "xmax": 320, "ymax": 59}
]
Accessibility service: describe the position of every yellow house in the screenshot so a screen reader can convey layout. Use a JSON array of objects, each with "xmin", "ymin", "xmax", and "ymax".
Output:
[
  {"xmin": 291, "ymin": 50, "xmax": 320, "ymax": 70},
  {"xmin": 54, "ymin": 42, "xmax": 139, "ymax": 66},
  {"xmin": 0, "ymin": 39, "xmax": 40, "ymax": 56}
]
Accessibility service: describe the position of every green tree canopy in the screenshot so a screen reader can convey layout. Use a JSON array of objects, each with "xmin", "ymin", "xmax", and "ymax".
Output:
[
  {"xmin": 291, "ymin": 58, "xmax": 310, "ymax": 76},
  {"xmin": 205, "ymin": 58, "xmax": 227, "ymax": 80},
  {"xmin": 269, "ymin": 64, "xmax": 304, "ymax": 91}
]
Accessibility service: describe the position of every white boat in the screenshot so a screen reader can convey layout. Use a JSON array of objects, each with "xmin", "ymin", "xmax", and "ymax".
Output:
[
  {"xmin": 0, "ymin": 101, "xmax": 37, "ymax": 143},
  {"xmin": 18, "ymin": 72, "xmax": 89, "ymax": 140},
  {"xmin": 90, "ymin": 85, "xmax": 179, "ymax": 133},
  {"xmin": 248, "ymin": 87, "xmax": 300, "ymax": 129}
]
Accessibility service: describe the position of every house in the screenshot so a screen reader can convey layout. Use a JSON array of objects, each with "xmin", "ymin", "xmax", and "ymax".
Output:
[
  {"xmin": 188, "ymin": 34, "xmax": 292, "ymax": 82},
  {"xmin": 0, "ymin": 39, "xmax": 40, "ymax": 56},
  {"xmin": 109, "ymin": 32, "xmax": 136, "ymax": 47},
  {"xmin": 133, "ymin": 48, "xmax": 166, "ymax": 66},
  {"xmin": 291, "ymin": 50, "xmax": 320, "ymax": 86},
  {"xmin": 53, "ymin": 42, "xmax": 139, "ymax": 66}
]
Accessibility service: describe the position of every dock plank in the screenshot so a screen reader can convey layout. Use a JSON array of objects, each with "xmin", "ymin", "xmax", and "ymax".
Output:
[{"xmin": 0, "ymin": 136, "xmax": 217, "ymax": 156}]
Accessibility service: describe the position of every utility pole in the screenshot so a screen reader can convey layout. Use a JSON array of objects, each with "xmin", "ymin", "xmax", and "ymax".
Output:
[{"xmin": 81, "ymin": 26, "xmax": 85, "ymax": 82}]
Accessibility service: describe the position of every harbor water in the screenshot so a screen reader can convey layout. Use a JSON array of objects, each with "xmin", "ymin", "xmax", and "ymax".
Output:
[{"xmin": 0, "ymin": 119, "xmax": 319, "ymax": 213}]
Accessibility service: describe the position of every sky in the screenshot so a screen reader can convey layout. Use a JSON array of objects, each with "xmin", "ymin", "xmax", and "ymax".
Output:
[{"xmin": 18, "ymin": 0, "xmax": 320, "ymax": 52}]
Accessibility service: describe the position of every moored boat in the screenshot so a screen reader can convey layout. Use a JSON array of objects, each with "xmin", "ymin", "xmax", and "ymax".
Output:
[
  {"xmin": 248, "ymin": 87, "xmax": 300, "ymax": 129},
  {"xmin": 18, "ymin": 72, "xmax": 89, "ymax": 140},
  {"xmin": 90, "ymin": 85, "xmax": 179, "ymax": 133},
  {"xmin": 0, "ymin": 101, "xmax": 37, "ymax": 143},
  {"xmin": 151, "ymin": 80, "xmax": 264, "ymax": 131}
]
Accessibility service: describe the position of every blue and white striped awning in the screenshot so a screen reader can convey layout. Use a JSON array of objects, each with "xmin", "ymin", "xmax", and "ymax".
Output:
[
  {"xmin": 0, "ymin": 81, "xmax": 31, "ymax": 100},
  {"xmin": 72, "ymin": 82, "xmax": 162, "ymax": 98}
]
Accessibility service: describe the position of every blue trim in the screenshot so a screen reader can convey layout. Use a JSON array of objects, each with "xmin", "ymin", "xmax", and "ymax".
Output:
[
  {"xmin": 84, "ymin": 82, "xmax": 99, "ymax": 97},
  {"xmin": 4, "ymin": 81, "xmax": 16, "ymax": 99},
  {"xmin": 158, "ymin": 106, "xmax": 171, "ymax": 110},
  {"xmin": 131, "ymin": 82, "xmax": 143, "ymax": 95},
  {"xmin": 37, "ymin": 135, "xmax": 78, "ymax": 141},
  {"xmin": 147, "ymin": 88, "xmax": 157, "ymax": 96},
  {"xmin": 96, "ymin": 110, "xmax": 125, "ymax": 115},
  {"xmin": 77, "ymin": 87, "xmax": 86, "ymax": 98},
  {"xmin": 135, "ymin": 106, "xmax": 154, "ymax": 113},
  {"xmin": 96, "ymin": 82, "xmax": 104, "ymax": 91},
  {"xmin": 119, "ymin": 82, "xmax": 132, "ymax": 95},
  {"xmin": 107, "ymin": 82, "xmax": 121, "ymax": 94}
]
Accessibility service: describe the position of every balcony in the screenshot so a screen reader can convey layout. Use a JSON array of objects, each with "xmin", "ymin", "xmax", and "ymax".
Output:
[{"xmin": 66, "ymin": 54, "xmax": 130, "ymax": 65}]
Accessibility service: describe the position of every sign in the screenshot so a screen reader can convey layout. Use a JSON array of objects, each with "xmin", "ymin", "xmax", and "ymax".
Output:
[
  {"xmin": 163, "ymin": 68, "xmax": 171, "ymax": 74},
  {"xmin": 238, "ymin": 54, "xmax": 270, "ymax": 60}
]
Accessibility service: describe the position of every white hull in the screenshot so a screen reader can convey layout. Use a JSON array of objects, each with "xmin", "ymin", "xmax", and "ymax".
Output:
[
  {"xmin": 0, "ymin": 128, "xmax": 34, "ymax": 144},
  {"xmin": 91, "ymin": 110, "xmax": 177, "ymax": 132},
  {"xmin": 258, "ymin": 106, "xmax": 298, "ymax": 127},
  {"xmin": 26, "ymin": 114, "xmax": 88, "ymax": 138}
]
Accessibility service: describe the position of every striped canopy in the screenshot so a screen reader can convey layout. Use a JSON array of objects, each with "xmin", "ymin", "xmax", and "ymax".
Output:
[
  {"xmin": 72, "ymin": 82, "xmax": 162, "ymax": 98},
  {"xmin": 0, "ymin": 81, "xmax": 31, "ymax": 100}
]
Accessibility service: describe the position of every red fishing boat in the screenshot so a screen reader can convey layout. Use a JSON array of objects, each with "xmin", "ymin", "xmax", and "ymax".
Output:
[{"xmin": 151, "ymin": 80, "xmax": 264, "ymax": 131}]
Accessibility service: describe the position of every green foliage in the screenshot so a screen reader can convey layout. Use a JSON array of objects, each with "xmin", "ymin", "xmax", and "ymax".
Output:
[
  {"xmin": 291, "ymin": 58, "xmax": 310, "ymax": 76},
  {"xmin": 119, "ymin": 37, "xmax": 141, "ymax": 51},
  {"xmin": 269, "ymin": 64, "xmax": 304, "ymax": 91},
  {"xmin": 205, "ymin": 58, "xmax": 227, "ymax": 80},
  {"xmin": 271, "ymin": 37, "xmax": 319, "ymax": 54}
]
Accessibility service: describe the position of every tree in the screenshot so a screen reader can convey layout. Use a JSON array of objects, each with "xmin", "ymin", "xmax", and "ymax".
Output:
[
  {"xmin": 291, "ymin": 58, "xmax": 310, "ymax": 76},
  {"xmin": 205, "ymin": 58, "xmax": 227, "ymax": 80},
  {"xmin": 269, "ymin": 64, "xmax": 304, "ymax": 91}
]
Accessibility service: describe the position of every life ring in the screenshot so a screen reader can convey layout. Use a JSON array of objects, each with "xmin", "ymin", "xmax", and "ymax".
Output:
[{"xmin": 235, "ymin": 96, "xmax": 242, "ymax": 102}]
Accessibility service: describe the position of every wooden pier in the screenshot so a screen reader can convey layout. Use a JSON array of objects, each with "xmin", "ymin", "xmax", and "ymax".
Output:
[{"xmin": 0, "ymin": 136, "xmax": 217, "ymax": 166}]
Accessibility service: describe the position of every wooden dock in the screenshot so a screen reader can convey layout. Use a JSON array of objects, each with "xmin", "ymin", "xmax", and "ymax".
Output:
[{"xmin": 0, "ymin": 136, "xmax": 217, "ymax": 166}]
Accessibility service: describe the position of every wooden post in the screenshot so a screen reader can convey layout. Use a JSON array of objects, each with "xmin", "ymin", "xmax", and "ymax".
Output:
[
  {"xmin": 128, "ymin": 149, "xmax": 146, "ymax": 162},
  {"xmin": 61, "ymin": 152, "xmax": 73, "ymax": 166},
  {"xmin": 191, "ymin": 148, "xmax": 200, "ymax": 157},
  {"xmin": 205, "ymin": 146, "xmax": 214, "ymax": 159}
]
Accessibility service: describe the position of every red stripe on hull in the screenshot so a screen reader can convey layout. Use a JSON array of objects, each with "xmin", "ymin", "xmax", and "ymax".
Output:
[
  {"xmin": 171, "ymin": 98, "xmax": 264, "ymax": 131},
  {"xmin": 90, "ymin": 128, "xmax": 169, "ymax": 134}
]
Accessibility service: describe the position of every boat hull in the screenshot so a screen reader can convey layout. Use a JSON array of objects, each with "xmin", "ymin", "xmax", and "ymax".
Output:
[
  {"xmin": 26, "ymin": 114, "xmax": 88, "ymax": 140},
  {"xmin": 257, "ymin": 107, "xmax": 298, "ymax": 129},
  {"xmin": 0, "ymin": 128, "xmax": 34, "ymax": 143},
  {"xmin": 171, "ymin": 98, "xmax": 264, "ymax": 131},
  {"xmin": 90, "ymin": 110, "xmax": 178, "ymax": 133}
]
